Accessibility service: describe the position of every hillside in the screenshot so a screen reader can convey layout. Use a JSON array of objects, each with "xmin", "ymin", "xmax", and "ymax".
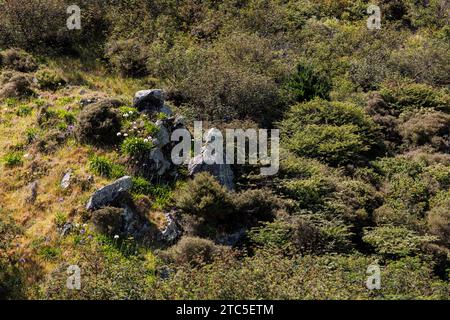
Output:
[{"xmin": 0, "ymin": 0, "xmax": 449, "ymax": 300}]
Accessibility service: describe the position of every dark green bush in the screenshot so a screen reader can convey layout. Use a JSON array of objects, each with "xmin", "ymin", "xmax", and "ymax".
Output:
[
  {"xmin": 280, "ymin": 99, "xmax": 381, "ymax": 165},
  {"xmin": 285, "ymin": 63, "xmax": 331, "ymax": 102},
  {"xmin": 174, "ymin": 173, "xmax": 235, "ymax": 227}
]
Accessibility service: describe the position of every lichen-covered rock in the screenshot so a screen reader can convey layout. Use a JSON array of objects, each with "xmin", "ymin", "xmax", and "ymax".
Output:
[
  {"xmin": 60, "ymin": 169, "xmax": 72, "ymax": 189},
  {"xmin": 133, "ymin": 89, "xmax": 172, "ymax": 115},
  {"xmin": 86, "ymin": 176, "xmax": 133, "ymax": 210},
  {"xmin": 158, "ymin": 211, "xmax": 182, "ymax": 243}
]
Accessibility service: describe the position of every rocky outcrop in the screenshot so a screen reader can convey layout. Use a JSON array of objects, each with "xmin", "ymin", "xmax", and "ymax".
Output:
[
  {"xmin": 86, "ymin": 176, "xmax": 133, "ymax": 210},
  {"xmin": 133, "ymin": 89, "xmax": 172, "ymax": 116},
  {"xmin": 188, "ymin": 129, "xmax": 235, "ymax": 190},
  {"xmin": 157, "ymin": 211, "xmax": 182, "ymax": 243}
]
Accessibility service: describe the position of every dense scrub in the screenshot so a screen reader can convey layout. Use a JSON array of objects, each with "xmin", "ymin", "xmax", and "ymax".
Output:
[{"xmin": 0, "ymin": 0, "xmax": 449, "ymax": 300}]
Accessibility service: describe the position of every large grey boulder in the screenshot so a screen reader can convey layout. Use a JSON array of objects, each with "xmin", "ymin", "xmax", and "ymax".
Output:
[
  {"xmin": 133, "ymin": 89, "xmax": 172, "ymax": 116},
  {"xmin": 86, "ymin": 176, "xmax": 133, "ymax": 210}
]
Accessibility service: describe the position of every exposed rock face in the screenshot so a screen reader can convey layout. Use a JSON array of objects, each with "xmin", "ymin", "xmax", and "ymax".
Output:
[
  {"xmin": 133, "ymin": 89, "xmax": 172, "ymax": 116},
  {"xmin": 155, "ymin": 120, "xmax": 171, "ymax": 147},
  {"xmin": 157, "ymin": 211, "xmax": 182, "ymax": 243},
  {"xmin": 188, "ymin": 129, "xmax": 235, "ymax": 190},
  {"xmin": 60, "ymin": 169, "xmax": 72, "ymax": 189},
  {"xmin": 86, "ymin": 176, "xmax": 133, "ymax": 210}
]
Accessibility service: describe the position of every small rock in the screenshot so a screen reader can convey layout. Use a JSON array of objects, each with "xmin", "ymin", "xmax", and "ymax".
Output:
[
  {"xmin": 25, "ymin": 181, "xmax": 38, "ymax": 204},
  {"xmin": 86, "ymin": 176, "xmax": 133, "ymax": 210},
  {"xmin": 60, "ymin": 222, "xmax": 73, "ymax": 237},
  {"xmin": 60, "ymin": 169, "xmax": 72, "ymax": 189}
]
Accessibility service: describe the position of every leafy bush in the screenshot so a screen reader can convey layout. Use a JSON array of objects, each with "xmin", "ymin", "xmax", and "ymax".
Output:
[
  {"xmin": 121, "ymin": 137, "xmax": 154, "ymax": 157},
  {"xmin": 153, "ymin": 250, "xmax": 449, "ymax": 299},
  {"xmin": 35, "ymin": 68, "xmax": 66, "ymax": 90},
  {"xmin": 0, "ymin": 0, "xmax": 108, "ymax": 53},
  {"xmin": 380, "ymin": 82, "xmax": 450, "ymax": 113},
  {"xmin": 174, "ymin": 173, "xmax": 235, "ymax": 228},
  {"xmin": 2, "ymin": 151, "xmax": 23, "ymax": 167},
  {"xmin": 162, "ymin": 236, "xmax": 226, "ymax": 266},
  {"xmin": 363, "ymin": 226, "xmax": 436, "ymax": 258},
  {"xmin": 285, "ymin": 63, "xmax": 331, "ymax": 102},
  {"xmin": 89, "ymin": 155, "xmax": 126, "ymax": 179},
  {"xmin": 75, "ymin": 100, "xmax": 122, "ymax": 146},
  {"xmin": 233, "ymin": 188, "xmax": 283, "ymax": 224},
  {"xmin": 280, "ymin": 99, "xmax": 380, "ymax": 165}
]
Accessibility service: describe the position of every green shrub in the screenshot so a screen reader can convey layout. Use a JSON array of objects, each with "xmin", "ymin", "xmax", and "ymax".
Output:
[
  {"xmin": 363, "ymin": 226, "xmax": 436, "ymax": 258},
  {"xmin": 153, "ymin": 250, "xmax": 449, "ymax": 299},
  {"xmin": 233, "ymin": 188, "xmax": 282, "ymax": 223},
  {"xmin": 162, "ymin": 236, "xmax": 226, "ymax": 266},
  {"xmin": 2, "ymin": 151, "xmax": 23, "ymax": 167},
  {"xmin": 89, "ymin": 155, "xmax": 126, "ymax": 179},
  {"xmin": 174, "ymin": 173, "xmax": 235, "ymax": 227},
  {"xmin": 35, "ymin": 68, "xmax": 66, "ymax": 90},
  {"xmin": 380, "ymin": 82, "xmax": 450, "ymax": 113},
  {"xmin": 285, "ymin": 63, "xmax": 331, "ymax": 102},
  {"xmin": 121, "ymin": 137, "xmax": 153, "ymax": 157},
  {"xmin": 279, "ymin": 99, "xmax": 380, "ymax": 165}
]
